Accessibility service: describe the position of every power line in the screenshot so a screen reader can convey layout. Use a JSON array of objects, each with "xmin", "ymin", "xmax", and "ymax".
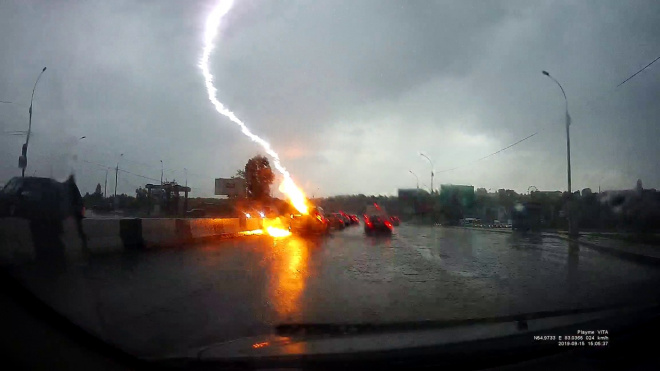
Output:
[
  {"xmin": 616, "ymin": 54, "xmax": 660, "ymax": 88},
  {"xmin": 475, "ymin": 132, "xmax": 539, "ymax": 161},
  {"xmin": 434, "ymin": 55, "xmax": 659, "ymax": 175},
  {"xmin": 435, "ymin": 130, "xmax": 541, "ymax": 173}
]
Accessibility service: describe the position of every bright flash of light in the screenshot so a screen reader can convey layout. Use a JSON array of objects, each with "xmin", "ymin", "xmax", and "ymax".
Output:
[
  {"xmin": 263, "ymin": 217, "xmax": 292, "ymax": 238},
  {"xmin": 239, "ymin": 229, "xmax": 264, "ymax": 236},
  {"xmin": 200, "ymin": 0, "xmax": 309, "ymax": 215},
  {"xmin": 266, "ymin": 226, "xmax": 291, "ymax": 238}
]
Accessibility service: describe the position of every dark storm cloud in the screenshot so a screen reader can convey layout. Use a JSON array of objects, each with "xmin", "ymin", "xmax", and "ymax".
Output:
[{"xmin": 1, "ymin": 0, "xmax": 659, "ymax": 197}]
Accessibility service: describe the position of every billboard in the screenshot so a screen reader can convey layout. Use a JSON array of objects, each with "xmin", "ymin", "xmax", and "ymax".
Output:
[{"xmin": 215, "ymin": 178, "xmax": 246, "ymax": 197}]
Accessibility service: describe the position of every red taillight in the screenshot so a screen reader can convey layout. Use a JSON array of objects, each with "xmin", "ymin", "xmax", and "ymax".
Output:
[
  {"xmin": 384, "ymin": 221, "xmax": 393, "ymax": 229},
  {"xmin": 366, "ymin": 221, "xmax": 373, "ymax": 228}
]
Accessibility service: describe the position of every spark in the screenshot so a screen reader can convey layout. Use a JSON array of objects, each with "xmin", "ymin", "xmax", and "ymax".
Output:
[{"xmin": 200, "ymin": 0, "xmax": 309, "ymax": 214}]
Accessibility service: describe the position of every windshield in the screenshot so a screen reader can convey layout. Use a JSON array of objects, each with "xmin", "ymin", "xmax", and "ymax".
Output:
[{"xmin": 2, "ymin": 0, "xmax": 660, "ymax": 366}]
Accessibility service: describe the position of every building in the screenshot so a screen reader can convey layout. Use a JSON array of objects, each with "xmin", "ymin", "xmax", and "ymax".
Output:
[
  {"xmin": 439, "ymin": 184, "xmax": 475, "ymax": 224},
  {"xmin": 397, "ymin": 188, "xmax": 431, "ymax": 216},
  {"xmin": 439, "ymin": 184, "xmax": 475, "ymax": 208}
]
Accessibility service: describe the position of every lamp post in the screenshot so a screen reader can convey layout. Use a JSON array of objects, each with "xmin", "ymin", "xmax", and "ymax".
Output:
[
  {"xmin": 20, "ymin": 67, "xmax": 47, "ymax": 177},
  {"xmin": 160, "ymin": 160, "xmax": 164, "ymax": 185},
  {"xmin": 542, "ymin": 70, "xmax": 576, "ymax": 236},
  {"xmin": 409, "ymin": 170, "xmax": 419, "ymax": 189},
  {"xmin": 419, "ymin": 153, "xmax": 434, "ymax": 194}
]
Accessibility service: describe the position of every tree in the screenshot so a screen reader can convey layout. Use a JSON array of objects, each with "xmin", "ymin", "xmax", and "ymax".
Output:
[
  {"xmin": 244, "ymin": 155, "xmax": 274, "ymax": 201},
  {"xmin": 232, "ymin": 169, "xmax": 246, "ymax": 179},
  {"xmin": 94, "ymin": 183, "xmax": 102, "ymax": 196}
]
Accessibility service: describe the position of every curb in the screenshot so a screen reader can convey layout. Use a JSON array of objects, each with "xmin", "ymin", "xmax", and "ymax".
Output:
[
  {"xmin": 542, "ymin": 233, "xmax": 660, "ymax": 266},
  {"xmin": 449, "ymin": 226, "xmax": 660, "ymax": 265}
]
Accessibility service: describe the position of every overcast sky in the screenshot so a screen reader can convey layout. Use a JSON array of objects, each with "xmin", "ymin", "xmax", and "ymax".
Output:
[{"xmin": 1, "ymin": 0, "xmax": 659, "ymax": 198}]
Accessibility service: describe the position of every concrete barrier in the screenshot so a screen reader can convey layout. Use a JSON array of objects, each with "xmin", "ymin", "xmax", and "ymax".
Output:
[
  {"xmin": 0, "ymin": 217, "xmax": 266, "ymax": 264},
  {"xmin": 82, "ymin": 218, "xmax": 123, "ymax": 254},
  {"xmin": 190, "ymin": 218, "xmax": 217, "ymax": 239},
  {"xmin": 142, "ymin": 219, "xmax": 176, "ymax": 248},
  {"xmin": 0, "ymin": 218, "xmax": 34, "ymax": 264},
  {"xmin": 190, "ymin": 218, "xmax": 242, "ymax": 238},
  {"xmin": 245, "ymin": 218, "xmax": 263, "ymax": 231},
  {"xmin": 120, "ymin": 218, "xmax": 144, "ymax": 250}
]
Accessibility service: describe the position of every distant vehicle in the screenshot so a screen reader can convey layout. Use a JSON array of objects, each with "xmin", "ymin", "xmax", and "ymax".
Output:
[
  {"xmin": 460, "ymin": 218, "xmax": 479, "ymax": 226},
  {"xmin": 186, "ymin": 209, "xmax": 206, "ymax": 218},
  {"xmin": 350, "ymin": 214, "xmax": 360, "ymax": 224},
  {"xmin": 0, "ymin": 177, "xmax": 74, "ymax": 220},
  {"xmin": 365, "ymin": 203, "xmax": 388, "ymax": 218},
  {"xmin": 389, "ymin": 216, "xmax": 400, "ymax": 226},
  {"xmin": 338, "ymin": 211, "xmax": 353, "ymax": 226},
  {"xmin": 364, "ymin": 214, "xmax": 393, "ymax": 235},
  {"xmin": 290, "ymin": 206, "xmax": 330, "ymax": 235},
  {"xmin": 328, "ymin": 213, "xmax": 346, "ymax": 229}
]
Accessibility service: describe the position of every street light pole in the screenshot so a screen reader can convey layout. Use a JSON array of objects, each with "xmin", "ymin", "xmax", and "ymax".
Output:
[
  {"xmin": 104, "ymin": 168, "xmax": 108, "ymax": 197},
  {"xmin": 21, "ymin": 67, "xmax": 47, "ymax": 177},
  {"xmin": 114, "ymin": 153, "xmax": 123, "ymax": 209},
  {"xmin": 160, "ymin": 160, "xmax": 163, "ymax": 185},
  {"xmin": 409, "ymin": 170, "xmax": 419, "ymax": 189},
  {"xmin": 543, "ymin": 70, "xmax": 575, "ymax": 236},
  {"xmin": 420, "ymin": 153, "xmax": 434, "ymax": 194}
]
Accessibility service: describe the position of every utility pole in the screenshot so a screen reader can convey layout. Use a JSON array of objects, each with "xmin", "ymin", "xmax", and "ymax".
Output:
[
  {"xmin": 420, "ymin": 153, "xmax": 434, "ymax": 194},
  {"xmin": 104, "ymin": 168, "xmax": 108, "ymax": 197},
  {"xmin": 114, "ymin": 154, "xmax": 123, "ymax": 209},
  {"xmin": 160, "ymin": 160, "xmax": 163, "ymax": 185}
]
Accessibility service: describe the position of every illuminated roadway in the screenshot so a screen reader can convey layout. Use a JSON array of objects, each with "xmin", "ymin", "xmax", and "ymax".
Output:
[{"xmin": 10, "ymin": 224, "xmax": 660, "ymax": 357}]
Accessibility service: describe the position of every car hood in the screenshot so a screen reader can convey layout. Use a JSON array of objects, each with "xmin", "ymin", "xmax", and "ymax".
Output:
[{"xmin": 153, "ymin": 303, "xmax": 659, "ymax": 365}]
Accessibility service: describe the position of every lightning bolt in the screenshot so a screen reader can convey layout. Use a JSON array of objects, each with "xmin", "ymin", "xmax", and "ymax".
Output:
[{"xmin": 200, "ymin": 0, "xmax": 308, "ymax": 214}]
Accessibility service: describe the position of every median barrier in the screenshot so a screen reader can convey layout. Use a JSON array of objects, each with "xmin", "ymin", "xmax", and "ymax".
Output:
[
  {"xmin": 190, "ymin": 218, "xmax": 243, "ymax": 239},
  {"xmin": 120, "ymin": 218, "xmax": 144, "ymax": 250},
  {"xmin": 142, "ymin": 219, "xmax": 175, "ymax": 248},
  {"xmin": 175, "ymin": 219, "xmax": 193, "ymax": 243},
  {"xmin": 1, "ymin": 217, "xmax": 267, "ymax": 263},
  {"xmin": 0, "ymin": 218, "xmax": 34, "ymax": 265},
  {"xmin": 222, "ymin": 218, "xmax": 240, "ymax": 234},
  {"xmin": 189, "ymin": 218, "xmax": 217, "ymax": 239},
  {"xmin": 245, "ymin": 218, "xmax": 262, "ymax": 231},
  {"xmin": 83, "ymin": 218, "xmax": 123, "ymax": 254}
]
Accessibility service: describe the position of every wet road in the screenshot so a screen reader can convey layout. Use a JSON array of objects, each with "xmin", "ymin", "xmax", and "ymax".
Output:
[{"xmin": 9, "ymin": 224, "xmax": 660, "ymax": 357}]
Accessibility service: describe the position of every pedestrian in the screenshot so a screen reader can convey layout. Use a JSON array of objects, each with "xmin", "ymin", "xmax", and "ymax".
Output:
[{"xmin": 65, "ymin": 175, "xmax": 89, "ymax": 254}]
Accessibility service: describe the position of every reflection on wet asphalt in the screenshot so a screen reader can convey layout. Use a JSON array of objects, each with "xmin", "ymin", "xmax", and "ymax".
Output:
[{"xmin": 9, "ymin": 225, "xmax": 660, "ymax": 357}]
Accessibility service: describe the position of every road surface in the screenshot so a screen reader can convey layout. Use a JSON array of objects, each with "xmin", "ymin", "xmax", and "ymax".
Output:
[{"xmin": 8, "ymin": 224, "xmax": 660, "ymax": 357}]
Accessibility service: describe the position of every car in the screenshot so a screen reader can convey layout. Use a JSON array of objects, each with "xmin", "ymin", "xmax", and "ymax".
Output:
[
  {"xmin": 350, "ymin": 214, "xmax": 360, "ymax": 224},
  {"xmin": 290, "ymin": 206, "xmax": 330, "ymax": 235},
  {"xmin": 364, "ymin": 214, "xmax": 393, "ymax": 235},
  {"xmin": 389, "ymin": 215, "xmax": 400, "ymax": 226},
  {"xmin": 338, "ymin": 211, "xmax": 353, "ymax": 226},
  {"xmin": 0, "ymin": 176, "xmax": 75, "ymax": 221},
  {"xmin": 327, "ymin": 213, "xmax": 346, "ymax": 230}
]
